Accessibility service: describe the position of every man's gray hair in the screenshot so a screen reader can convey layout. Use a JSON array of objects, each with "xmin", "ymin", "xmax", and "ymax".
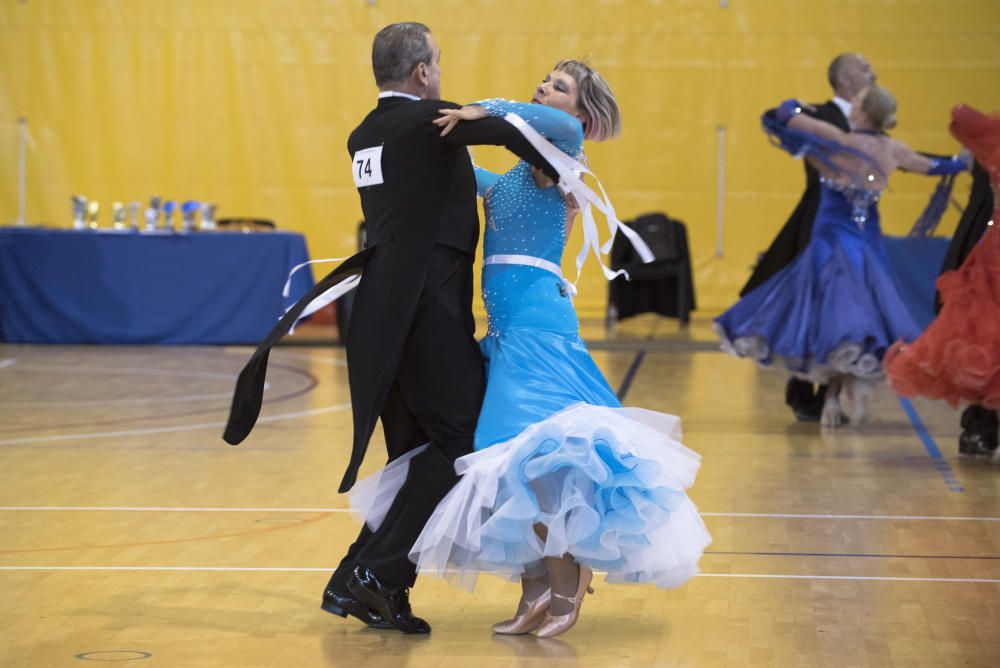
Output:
[{"xmin": 372, "ymin": 22, "xmax": 433, "ymax": 87}]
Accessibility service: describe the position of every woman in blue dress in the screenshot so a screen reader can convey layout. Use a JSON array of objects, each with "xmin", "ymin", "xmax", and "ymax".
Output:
[
  {"xmin": 353, "ymin": 60, "xmax": 711, "ymax": 639},
  {"xmin": 715, "ymin": 85, "xmax": 970, "ymax": 428}
]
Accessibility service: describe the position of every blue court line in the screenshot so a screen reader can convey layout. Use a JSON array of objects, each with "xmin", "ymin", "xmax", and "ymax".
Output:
[
  {"xmin": 898, "ymin": 397, "xmax": 965, "ymax": 493},
  {"xmin": 707, "ymin": 550, "xmax": 999, "ymax": 560},
  {"xmin": 616, "ymin": 350, "xmax": 646, "ymax": 401}
]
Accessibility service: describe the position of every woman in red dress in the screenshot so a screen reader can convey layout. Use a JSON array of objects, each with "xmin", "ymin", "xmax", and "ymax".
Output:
[{"xmin": 885, "ymin": 104, "xmax": 1000, "ymax": 456}]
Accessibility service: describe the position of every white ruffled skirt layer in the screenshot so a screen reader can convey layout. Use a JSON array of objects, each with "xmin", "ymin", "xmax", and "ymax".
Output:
[{"xmin": 350, "ymin": 403, "xmax": 711, "ymax": 591}]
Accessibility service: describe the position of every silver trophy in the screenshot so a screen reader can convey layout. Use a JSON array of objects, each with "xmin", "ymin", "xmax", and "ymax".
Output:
[
  {"xmin": 86, "ymin": 201, "xmax": 100, "ymax": 230},
  {"xmin": 128, "ymin": 202, "xmax": 141, "ymax": 230},
  {"xmin": 144, "ymin": 196, "xmax": 162, "ymax": 231},
  {"xmin": 72, "ymin": 195, "xmax": 87, "ymax": 230},
  {"xmin": 181, "ymin": 200, "xmax": 199, "ymax": 232},
  {"xmin": 161, "ymin": 200, "xmax": 176, "ymax": 231},
  {"xmin": 199, "ymin": 203, "xmax": 217, "ymax": 231},
  {"xmin": 111, "ymin": 202, "xmax": 127, "ymax": 230}
]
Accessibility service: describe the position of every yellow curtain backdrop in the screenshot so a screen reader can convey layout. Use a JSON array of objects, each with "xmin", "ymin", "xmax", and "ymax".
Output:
[{"xmin": 2, "ymin": 0, "xmax": 999, "ymax": 316}]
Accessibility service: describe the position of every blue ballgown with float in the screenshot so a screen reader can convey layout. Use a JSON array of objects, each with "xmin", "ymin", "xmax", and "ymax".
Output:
[
  {"xmin": 352, "ymin": 99, "xmax": 710, "ymax": 590},
  {"xmin": 714, "ymin": 114, "xmax": 924, "ymax": 381}
]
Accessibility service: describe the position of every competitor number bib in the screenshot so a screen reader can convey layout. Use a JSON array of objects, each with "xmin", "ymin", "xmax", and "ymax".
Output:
[{"xmin": 352, "ymin": 146, "xmax": 384, "ymax": 187}]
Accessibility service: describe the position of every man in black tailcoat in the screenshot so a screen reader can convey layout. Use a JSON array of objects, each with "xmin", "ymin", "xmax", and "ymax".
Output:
[
  {"xmin": 223, "ymin": 22, "xmax": 558, "ymax": 633},
  {"xmin": 939, "ymin": 162, "xmax": 994, "ymax": 282},
  {"xmin": 741, "ymin": 53, "xmax": 875, "ymax": 421},
  {"xmin": 938, "ymin": 162, "xmax": 998, "ymax": 455}
]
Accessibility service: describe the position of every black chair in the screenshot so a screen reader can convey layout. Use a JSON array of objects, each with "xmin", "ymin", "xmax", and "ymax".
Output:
[
  {"xmin": 217, "ymin": 217, "xmax": 276, "ymax": 231},
  {"xmin": 608, "ymin": 212, "xmax": 696, "ymax": 328}
]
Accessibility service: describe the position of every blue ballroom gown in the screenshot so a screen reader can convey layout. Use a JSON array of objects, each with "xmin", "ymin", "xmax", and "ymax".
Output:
[
  {"xmin": 715, "ymin": 176, "xmax": 923, "ymax": 381},
  {"xmin": 396, "ymin": 99, "xmax": 711, "ymax": 589}
]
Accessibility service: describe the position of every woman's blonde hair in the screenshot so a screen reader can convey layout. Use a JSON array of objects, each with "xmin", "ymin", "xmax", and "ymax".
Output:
[
  {"xmin": 554, "ymin": 59, "xmax": 622, "ymax": 142},
  {"xmin": 861, "ymin": 84, "xmax": 898, "ymax": 132}
]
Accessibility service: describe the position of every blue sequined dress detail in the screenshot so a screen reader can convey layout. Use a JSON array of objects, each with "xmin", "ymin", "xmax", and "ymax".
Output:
[{"xmin": 473, "ymin": 98, "xmax": 616, "ymax": 448}]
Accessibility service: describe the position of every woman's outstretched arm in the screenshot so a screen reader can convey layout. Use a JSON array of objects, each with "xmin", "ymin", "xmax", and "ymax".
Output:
[
  {"xmin": 779, "ymin": 99, "xmax": 850, "ymax": 143},
  {"xmin": 893, "ymin": 139, "xmax": 970, "ymax": 174},
  {"xmin": 436, "ymin": 99, "xmax": 583, "ymax": 150}
]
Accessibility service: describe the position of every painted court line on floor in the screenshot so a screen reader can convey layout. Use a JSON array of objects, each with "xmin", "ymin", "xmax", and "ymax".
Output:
[
  {"xmin": 2, "ymin": 507, "xmax": 998, "ymax": 521},
  {"xmin": 3, "ymin": 391, "xmax": 237, "ymax": 408},
  {"xmin": 271, "ymin": 350, "xmax": 348, "ymax": 367},
  {"xmin": 0, "ymin": 404, "xmax": 351, "ymax": 447},
  {"xmin": 701, "ymin": 512, "xmax": 1000, "ymax": 521},
  {"xmin": 0, "ymin": 566, "xmax": 996, "ymax": 583},
  {"xmin": 707, "ymin": 550, "xmax": 1000, "ymax": 560},
  {"xmin": 616, "ymin": 350, "xmax": 647, "ymax": 401},
  {"xmin": 899, "ymin": 397, "xmax": 965, "ymax": 493},
  {"xmin": 10, "ymin": 363, "xmax": 239, "ymax": 380}
]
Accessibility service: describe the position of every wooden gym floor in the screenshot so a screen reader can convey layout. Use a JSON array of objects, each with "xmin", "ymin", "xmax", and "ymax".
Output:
[{"xmin": 1, "ymin": 315, "xmax": 998, "ymax": 667}]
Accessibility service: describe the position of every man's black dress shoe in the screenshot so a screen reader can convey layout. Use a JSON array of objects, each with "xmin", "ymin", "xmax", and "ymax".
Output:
[
  {"xmin": 959, "ymin": 405, "xmax": 999, "ymax": 456},
  {"xmin": 347, "ymin": 566, "xmax": 431, "ymax": 634},
  {"xmin": 793, "ymin": 406, "xmax": 822, "ymax": 423},
  {"xmin": 959, "ymin": 429, "xmax": 999, "ymax": 456},
  {"xmin": 321, "ymin": 588, "xmax": 394, "ymax": 629}
]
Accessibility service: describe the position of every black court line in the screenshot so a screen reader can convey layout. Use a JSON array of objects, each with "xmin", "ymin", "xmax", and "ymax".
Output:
[{"xmin": 616, "ymin": 350, "xmax": 646, "ymax": 401}]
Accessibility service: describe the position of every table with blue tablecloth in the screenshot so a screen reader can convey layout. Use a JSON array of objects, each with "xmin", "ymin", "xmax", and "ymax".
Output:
[{"xmin": 0, "ymin": 227, "xmax": 315, "ymax": 344}]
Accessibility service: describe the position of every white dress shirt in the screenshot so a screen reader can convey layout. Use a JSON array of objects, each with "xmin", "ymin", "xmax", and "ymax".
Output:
[
  {"xmin": 378, "ymin": 91, "xmax": 421, "ymax": 101},
  {"xmin": 832, "ymin": 96, "xmax": 853, "ymax": 128}
]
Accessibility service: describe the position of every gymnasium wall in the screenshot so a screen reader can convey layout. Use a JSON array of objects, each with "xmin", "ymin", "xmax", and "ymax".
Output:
[{"xmin": 2, "ymin": 0, "xmax": 999, "ymax": 315}]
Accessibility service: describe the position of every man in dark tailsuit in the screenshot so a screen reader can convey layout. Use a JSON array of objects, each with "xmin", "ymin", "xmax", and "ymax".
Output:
[
  {"xmin": 327, "ymin": 23, "xmax": 564, "ymax": 634},
  {"xmin": 938, "ymin": 161, "xmax": 998, "ymax": 456},
  {"xmin": 939, "ymin": 162, "xmax": 994, "ymax": 283},
  {"xmin": 741, "ymin": 53, "xmax": 876, "ymax": 421},
  {"xmin": 223, "ymin": 22, "xmax": 558, "ymax": 634}
]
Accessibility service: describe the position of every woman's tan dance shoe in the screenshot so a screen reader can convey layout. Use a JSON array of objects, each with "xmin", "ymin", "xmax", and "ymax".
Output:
[
  {"xmin": 491, "ymin": 589, "xmax": 551, "ymax": 635},
  {"xmin": 535, "ymin": 565, "xmax": 594, "ymax": 639}
]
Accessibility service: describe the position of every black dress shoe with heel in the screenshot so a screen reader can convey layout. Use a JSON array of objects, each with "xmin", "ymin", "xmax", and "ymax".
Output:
[
  {"xmin": 321, "ymin": 588, "xmax": 394, "ymax": 629},
  {"xmin": 346, "ymin": 566, "xmax": 431, "ymax": 634},
  {"xmin": 959, "ymin": 405, "xmax": 1000, "ymax": 456}
]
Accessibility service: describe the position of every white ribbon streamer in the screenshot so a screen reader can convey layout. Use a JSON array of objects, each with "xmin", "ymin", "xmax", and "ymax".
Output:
[
  {"xmin": 280, "ymin": 256, "xmax": 360, "ymax": 335},
  {"xmin": 286, "ymin": 274, "xmax": 362, "ymax": 335},
  {"xmin": 282, "ymin": 256, "xmax": 350, "ymax": 298},
  {"xmin": 502, "ymin": 113, "xmax": 656, "ymax": 288}
]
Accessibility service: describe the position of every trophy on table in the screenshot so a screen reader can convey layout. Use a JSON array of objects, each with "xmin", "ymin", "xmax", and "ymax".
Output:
[
  {"xmin": 144, "ymin": 196, "xmax": 162, "ymax": 231},
  {"xmin": 181, "ymin": 200, "xmax": 200, "ymax": 232},
  {"xmin": 127, "ymin": 202, "xmax": 141, "ymax": 230},
  {"xmin": 72, "ymin": 195, "xmax": 87, "ymax": 230},
  {"xmin": 86, "ymin": 201, "xmax": 100, "ymax": 230},
  {"xmin": 199, "ymin": 203, "xmax": 217, "ymax": 231},
  {"xmin": 111, "ymin": 202, "xmax": 127, "ymax": 230},
  {"xmin": 161, "ymin": 200, "xmax": 176, "ymax": 231}
]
